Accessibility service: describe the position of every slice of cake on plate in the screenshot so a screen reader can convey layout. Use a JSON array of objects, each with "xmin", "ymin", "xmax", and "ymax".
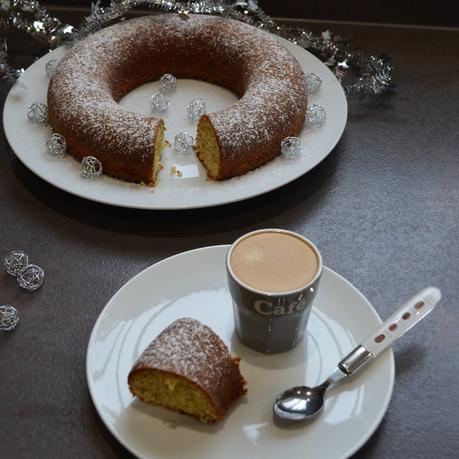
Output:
[{"xmin": 128, "ymin": 318, "xmax": 247, "ymax": 423}]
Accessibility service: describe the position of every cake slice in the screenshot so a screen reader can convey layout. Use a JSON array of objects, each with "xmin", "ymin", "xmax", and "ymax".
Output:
[{"xmin": 128, "ymin": 318, "xmax": 247, "ymax": 423}]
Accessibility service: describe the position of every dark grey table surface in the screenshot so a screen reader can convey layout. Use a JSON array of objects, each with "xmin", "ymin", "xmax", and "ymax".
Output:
[{"xmin": 1, "ymin": 13, "xmax": 458, "ymax": 459}]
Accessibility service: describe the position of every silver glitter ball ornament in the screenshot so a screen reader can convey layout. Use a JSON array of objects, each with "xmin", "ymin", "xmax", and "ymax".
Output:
[
  {"xmin": 81, "ymin": 156, "xmax": 103, "ymax": 178},
  {"xmin": 27, "ymin": 103, "xmax": 48, "ymax": 123},
  {"xmin": 45, "ymin": 58, "xmax": 59, "ymax": 77},
  {"xmin": 159, "ymin": 73, "xmax": 177, "ymax": 93},
  {"xmin": 0, "ymin": 305, "xmax": 19, "ymax": 331},
  {"xmin": 305, "ymin": 104, "xmax": 326, "ymax": 128},
  {"xmin": 304, "ymin": 73, "xmax": 323, "ymax": 93},
  {"xmin": 174, "ymin": 132, "xmax": 194, "ymax": 152},
  {"xmin": 151, "ymin": 92, "xmax": 170, "ymax": 112},
  {"xmin": 187, "ymin": 98, "xmax": 207, "ymax": 121},
  {"xmin": 46, "ymin": 133, "xmax": 67, "ymax": 157},
  {"xmin": 281, "ymin": 136, "xmax": 302, "ymax": 160},
  {"xmin": 17, "ymin": 264, "xmax": 45, "ymax": 291},
  {"xmin": 4, "ymin": 251, "xmax": 29, "ymax": 276}
]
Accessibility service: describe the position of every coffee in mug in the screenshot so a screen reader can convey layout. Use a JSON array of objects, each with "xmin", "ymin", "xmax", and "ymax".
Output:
[{"xmin": 226, "ymin": 229, "xmax": 322, "ymax": 353}]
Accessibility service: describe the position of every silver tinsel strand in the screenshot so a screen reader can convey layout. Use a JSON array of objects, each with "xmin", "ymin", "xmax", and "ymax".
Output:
[{"xmin": 0, "ymin": 0, "xmax": 393, "ymax": 96}]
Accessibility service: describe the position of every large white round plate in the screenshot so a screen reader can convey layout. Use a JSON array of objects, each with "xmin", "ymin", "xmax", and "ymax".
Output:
[
  {"xmin": 87, "ymin": 245, "xmax": 394, "ymax": 459},
  {"xmin": 3, "ymin": 33, "xmax": 347, "ymax": 209}
]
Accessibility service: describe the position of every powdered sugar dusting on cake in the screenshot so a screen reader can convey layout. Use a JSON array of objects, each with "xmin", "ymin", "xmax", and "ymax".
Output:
[
  {"xmin": 202, "ymin": 18, "xmax": 307, "ymax": 161},
  {"xmin": 133, "ymin": 318, "xmax": 234, "ymax": 391},
  {"xmin": 48, "ymin": 21, "xmax": 161, "ymax": 166},
  {"xmin": 48, "ymin": 14, "xmax": 307, "ymax": 181}
]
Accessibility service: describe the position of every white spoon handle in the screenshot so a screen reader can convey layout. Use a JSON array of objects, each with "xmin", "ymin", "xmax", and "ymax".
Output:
[
  {"xmin": 338, "ymin": 287, "xmax": 442, "ymax": 375},
  {"xmin": 362, "ymin": 286, "xmax": 441, "ymax": 357}
]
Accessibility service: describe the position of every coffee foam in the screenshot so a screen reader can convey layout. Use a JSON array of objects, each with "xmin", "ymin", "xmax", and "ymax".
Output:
[{"xmin": 230, "ymin": 231, "xmax": 319, "ymax": 293}]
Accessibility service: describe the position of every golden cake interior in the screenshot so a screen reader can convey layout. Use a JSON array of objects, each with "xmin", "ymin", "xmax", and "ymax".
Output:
[
  {"xmin": 196, "ymin": 115, "xmax": 221, "ymax": 179},
  {"xmin": 152, "ymin": 120, "xmax": 165, "ymax": 185},
  {"xmin": 129, "ymin": 369, "xmax": 221, "ymax": 423}
]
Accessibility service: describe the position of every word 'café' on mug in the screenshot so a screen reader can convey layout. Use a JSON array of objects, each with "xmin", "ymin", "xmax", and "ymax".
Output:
[
  {"xmin": 254, "ymin": 296, "xmax": 310, "ymax": 316},
  {"xmin": 226, "ymin": 229, "xmax": 323, "ymax": 354}
]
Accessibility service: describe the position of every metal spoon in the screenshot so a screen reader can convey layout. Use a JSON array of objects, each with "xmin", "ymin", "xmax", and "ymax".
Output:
[{"xmin": 273, "ymin": 286, "xmax": 442, "ymax": 422}]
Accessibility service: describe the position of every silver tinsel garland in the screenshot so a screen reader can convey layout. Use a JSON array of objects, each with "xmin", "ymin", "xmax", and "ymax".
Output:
[{"xmin": 0, "ymin": 0, "xmax": 393, "ymax": 96}]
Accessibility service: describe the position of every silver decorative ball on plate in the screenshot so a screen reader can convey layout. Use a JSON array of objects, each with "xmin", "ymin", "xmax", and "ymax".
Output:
[
  {"xmin": 187, "ymin": 98, "xmax": 207, "ymax": 121},
  {"xmin": 304, "ymin": 73, "xmax": 323, "ymax": 94},
  {"xmin": 305, "ymin": 104, "xmax": 326, "ymax": 128},
  {"xmin": 281, "ymin": 136, "xmax": 302, "ymax": 160},
  {"xmin": 0, "ymin": 305, "xmax": 19, "ymax": 331},
  {"xmin": 46, "ymin": 133, "xmax": 67, "ymax": 157},
  {"xmin": 45, "ymin": 59, "xmax": 59, "ymax": 78},
  {"xmin": 81, "ymin": 156, "xmax": 103, "ymax": 178},
  {"xmin": 17, "ymin": 264, "xmax": 45, "ymax": 291},
  {"xmin": 159, "ymin": 73, "xmax": 177, "ymax": 93},
  {"xmin": 27, "ymin": 103, "xmax": 48, "ymax": 123},
  {"xmin": 174, "ymin": 132, "xmax": 194, "ymax": 152},
  {"xmin": 4, "ymin": 250, "xmax": 29, "ymax": 276},
  {"xmin": 151, "ymin": 92, "xmax": 170, "ymax": 112}
]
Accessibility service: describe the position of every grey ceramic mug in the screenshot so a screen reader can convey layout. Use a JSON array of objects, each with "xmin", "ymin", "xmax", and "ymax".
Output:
[{"xmin": 226, "ymin": 229, "xmax": 323, "ymax": 354}]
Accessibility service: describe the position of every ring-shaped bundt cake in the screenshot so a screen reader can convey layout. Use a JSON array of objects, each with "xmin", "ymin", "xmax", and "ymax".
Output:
[{"xmin": 47, "ymin": 14, "xmax": 308, "ymax": 185}]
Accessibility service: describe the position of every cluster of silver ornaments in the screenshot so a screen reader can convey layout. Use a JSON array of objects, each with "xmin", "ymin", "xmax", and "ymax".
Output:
[
  {"xmin": 281, "ymin": 137, "xmax": 302, "ymax": 160},
  {"xmin": 151, "ymin": 74, "xmax": 176, "ymax": 112},
  {"xmin": 25, "ymin": 102, "xmax": 103, "ymax": 179},
  {"xmin": 81, "ymin": 156, "xmax": 103, "ymax": 178},
  {"xmin": 305, "ymin": 104, "xmax": 326, "ymax": 128},
  {"xmin": 150, "ymin": 75, "xmax": 207, "ymax": 122},
  {"xmin": 27, "ymin": 103, "xmax": 48, "ymax": 123},
  {"xmin": 187, "ymin": 98, "xmax": 207, "ymax": 122},
  {"xmin": 3, "ymin": 250, "xmax": 45, "ymax": 292},
  {"xmin": 0, "ymin": 305, "xmax": 19, "ymax": 332},
  {"xmin": 174, "ymin": 132, "xmax": 194, "ymax": 152},
  {"xmin": 46, "ymin": 132, "xmax": 67, "ymax": 157},
  {"xmin": 2, "ymin": 250, "xmax": 46, "ymax": 331}
]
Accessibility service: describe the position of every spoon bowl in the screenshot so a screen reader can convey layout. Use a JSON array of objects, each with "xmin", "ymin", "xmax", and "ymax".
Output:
[{"xmin": 274, "ymin": 384, "xmax": 327, "ymax": 421}]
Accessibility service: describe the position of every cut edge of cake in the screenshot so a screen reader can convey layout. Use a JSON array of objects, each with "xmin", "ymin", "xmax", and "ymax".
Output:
[
  {"xmin": 150, "ymin": 119, "xmax": 165, "ymax": 186},
  {"xmin": 196, "ymin": 115, "xmax": 222, "ymax": 180},
  {"xmin": 128, "ymin": 361, "xmax": 245, "ymax": 423}
]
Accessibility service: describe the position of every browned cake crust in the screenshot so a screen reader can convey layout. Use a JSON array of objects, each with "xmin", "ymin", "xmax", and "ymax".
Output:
[
  {"xmin": 48, "ymin": 14, "xmax": 307, "ymax": 184},
  {"xmin": 128, "ymin": 318, "xmax": 247, "ymax": 421}
]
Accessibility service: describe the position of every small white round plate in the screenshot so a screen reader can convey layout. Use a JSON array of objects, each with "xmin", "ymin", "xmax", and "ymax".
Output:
[
  {"xmin": 3, "ymin": 35, "xmax": 347, "ymax": 209},
  {"xmin": 87, "ymin": 245, "xmax": 394, "ymax": 459}
]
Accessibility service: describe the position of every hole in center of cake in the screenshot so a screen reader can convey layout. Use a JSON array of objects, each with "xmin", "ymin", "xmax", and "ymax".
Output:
[
  {"xmin": 118, "ymin": 79, "xmax": 238, "ymax": 180},
  {"xmin": 118, "ymin": 79, "xmax": 238, "ymax": 122}
]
